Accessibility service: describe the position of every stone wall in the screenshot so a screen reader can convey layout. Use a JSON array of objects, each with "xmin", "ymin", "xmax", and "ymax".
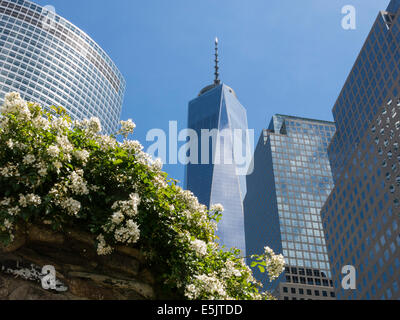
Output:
[{"xmin": 0, "ymin": 224, "xmax": 156, "ymax": 300}]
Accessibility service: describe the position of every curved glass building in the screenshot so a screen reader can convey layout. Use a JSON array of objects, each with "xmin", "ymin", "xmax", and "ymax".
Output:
[{"xmin": 0, "ymin": 0, "xmax": 125, "ymax": 134}]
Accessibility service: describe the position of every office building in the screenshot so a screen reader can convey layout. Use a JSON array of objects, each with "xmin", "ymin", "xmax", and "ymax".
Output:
[
  {"xmin": 321, "ymin": 0, "xmax": 400, "ymax": 300},
  {"xmin": 328, "ymin": 0, "xmax": 400, "ymax": 182},
  {"xmin": 244, "ymin": 115, "xmax": 336, "ymax": 300},
  {"xmin": 185, "ymin": 38, "xmax": 249, "ymax": 255},
  {"xmin": 0, "ymin": 0, "xmax": 125, "ymax": 134}
]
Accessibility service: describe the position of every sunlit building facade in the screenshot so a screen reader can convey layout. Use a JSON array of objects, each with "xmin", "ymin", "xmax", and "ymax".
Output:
[
  {"xmin": 244, "ymin": 115, "xmax": 336, "ymax": 300},
  {"xmin": 0, "ymin": 0, "xmax": 125, "ymax": 134},
  {"xmin": 328, "ymin": 0, "xmax": 400, "ymax": 183},
  {"xmin": 321, "ymin": 0, "xmax": 400, "ymax": 300},
  {"xmin": 185, "ymin": 83, "xmax": 249, "ymax": 255}
]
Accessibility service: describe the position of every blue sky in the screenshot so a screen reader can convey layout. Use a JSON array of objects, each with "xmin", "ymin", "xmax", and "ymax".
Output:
[{"xmin": 34, "ymin": 0, "xmax": 389, "ymax": 184}]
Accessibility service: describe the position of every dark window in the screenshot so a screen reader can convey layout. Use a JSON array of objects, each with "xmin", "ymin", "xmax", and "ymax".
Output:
[
  {"xmin": 285, "ymin": 267, "xmax": 290, "ymax": 274},
  {"xmin": 323, "ymin": 279, "xmax": 329, "ymax": 287},
  {"xmin": 283, "ymin": 287, "xmax": 288, "ymax": 293},
  {"xmin": 299, "ymin": 268, "xmax": 305, "ymax": 275},
  {"xmin": 307, "ymin": 289, "xmax": 312, "ymax": 296},
  {"xmin": 315, "ymin": 279, "xmax": 321, "ymax": 286},
  {"xmin": 292, "ymin": 297, "xmax": 297, "ymax": 301},
  {"xmin": 286, "ymin": 276, "xmax": 291, "ymax": 283},
  {"xmin": 291, "ymin": 288, "xmax": 296, "ymax": 294},
  {"xmin": 299, "ymin": 289, "xmax": 304, "ymax": 295},
  {"xmin": 322, "ymin": 291, "xmax": 328, "ymax": 297},
  {"xmin": 306, "ymin": 269, "xmax": 313, "ymax": 276},
  {"xmin": 293, "ymin": 276, "xmax": 299, "ymax": 283},
  {"xmin": 291, "ymin": 267, "xmax": 298, "ymax": 274},
  {"xmin": 315, "ymin": 290, "xmax": 320, "ymax": 296},
  {"xmin": 300, "ymin": 277, "xmax": 306, "ymax": 284},
  {"xmin": 314, "ymin": 270, "xmax": 321, "ymax": 277},
  {"xmin": 330, "ymin": 292, "xmax": 336, "ymax": 298},
  {"xmin": 284, "ymin": 296, "xmax": 289, "ymax": 301},
  {"xmin": 307, "ymin": 278, "xmax": 314, "ymax": 285}
]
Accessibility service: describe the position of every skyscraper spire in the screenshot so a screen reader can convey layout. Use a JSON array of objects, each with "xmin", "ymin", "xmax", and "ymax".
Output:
[
  {"xmin": 198, "ymin": 37, "xmax": 224, "ymax": 96},
  {"xmin": 214, "ymin": 37, "xmax": 220, "ymax": 85}
]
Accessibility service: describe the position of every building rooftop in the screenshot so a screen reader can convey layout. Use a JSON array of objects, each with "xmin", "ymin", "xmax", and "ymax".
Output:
[{"xmin": 274, "ymin": 114, "xmax": 335, "ymax": 125}]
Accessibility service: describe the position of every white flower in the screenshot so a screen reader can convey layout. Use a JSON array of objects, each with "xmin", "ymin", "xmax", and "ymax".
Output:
[
  {"xmin": 8, "ymin": 206, "xmax": 21, "ymax": 216},
  {"xmin": 111, "ymin": 193, "xmax": 140, "ymax": 218},
  {"xmin": 136, "ymin": 150, "xmax": 152, "ymax": 166},
  {"xmin": 18, "ymin": 196, "xmax": 29, "ymax": 208},
  {"xmin": 6, "ymin": 139, "xmax": 14, "ymax": 149},
  {"xmin": 184, "ymin": 284, "xmax": 197, "ymax": 299},
  {"xmin": 74, "ymin": 149, "xmax": 90, "ymax": 164},
  {"xmin": 190, "ymin": 239, "xmax": 208, "ymax": 257},
  {"xmin": 0, "ymin": 164, "xmax": 19, "ymax": 177},
  {"xmin": 128, "ymin": 193, "xmax": 141, "ymax": 210},
  {"xmin": 95, "ymin": 135, "xmax": 117, "ymax": 151},
  {"xmin": 111, "ymin": 211, "xmax": 124, "ymax": 225},
  {"xmin": 68, "ymin": 170, "xmax": 89, "ymax": 195},
  {"xmin": 263, "ymin": 246, "xmax": 285, "ymax": 281},
  {"xmin": 32, "ymin": 116, "xmax": 50, "ymax": 130},
  {"xmin": 0, "ymin": 197, "xmax": 12, "ymax": 207},
  {"xmin": 37, "ymin": 163, "xmax": 48, "ymax": 177},
  {"xmin": 47, "ymin": 145, "xmax": 60, "ymax": 158},
  {"xmin": 88, "ymin": 117, "xmax": 102, "ymax": 133},
  {"xmin": 153, "ymin": 174, "xmax": 168, "ymax": 189},
  {"xmin": 56, "ymin": 135, "xmax": 73, "ymax": 154},
  {"xmin": 3, "ymin": 219, "xmax": 13, "ymax": 230},
  {"xmin": 210, "ymin": 203, "xmax": 224, "ymax": 212},
  {"xmin": 121, "ymin": 140, "xmax": 143, "ymax": 153},
  {"xmin": 185, "ymin": 273, "xmax": 227, "ymax": 300},
  {"xmin": 60, "ymin": 198, "xmax": 81, "ymax": 216},
  {"xmin": 18, "ymin": 194, "xmax": 41, "ymax": 207},
  {"xmin": 52, "ymin": 117, "xmax": 70, "ymax": 131},
  {"xmin": 221, "ymin": 260, "xmax": 242, "ymax": 278},
  {"xmin": 114, "ymin": 219, "xmax": 140, "ymax": 244},
  {"xmin": 53, "ymin": 161, "xmax": 63, "ymax": 173},
  {"xmin": 120, "ymin": 119, "xmax": 136, "ymax": 137},
  {"xmin": 96, "ymin": 234, "xmax": 113, "ymax": 256},
  {"xmin": 23, "ymin": 154, "xmax": 36, "ymax": 165},
  {"xmin": 1, "ymin": 92, "xmax": 30, "ymax": 119},
  {"xmin": 151, "ymin": 158, "xmax": 163, "ymax": 171}
]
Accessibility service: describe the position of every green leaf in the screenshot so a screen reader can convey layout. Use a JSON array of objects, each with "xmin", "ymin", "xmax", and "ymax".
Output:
[{"xmin": 113, "ymin": 159, "xmax": 123, "ymax": 165}]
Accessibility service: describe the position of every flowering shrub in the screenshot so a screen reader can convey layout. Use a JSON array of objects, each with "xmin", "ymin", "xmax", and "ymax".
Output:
[{"xmin": 0, "ymin": 93, "xmax": 284, "ymax": 300}]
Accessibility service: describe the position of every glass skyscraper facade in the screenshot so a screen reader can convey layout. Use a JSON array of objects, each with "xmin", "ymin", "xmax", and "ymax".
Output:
[
  {"xmin": 244, "ymin": 115, "xmax": 336, "ymax": 300},
  {"xmin": 328, "ymin": 0, "xmax": 400, "ymax": 183},
  {"xmin": 0, "ymin": 0, "xmax": 125, "ymax": 134},
  {"xmin": 321, "ymin": 0, "xmax": 400, "ymax": 300},
  {"xmin": 185, "ymin": 83, "xmax": 249, "ymax": 255}
]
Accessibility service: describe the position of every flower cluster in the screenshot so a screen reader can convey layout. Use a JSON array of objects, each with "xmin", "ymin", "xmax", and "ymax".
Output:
[
  {"xmin": 19, "ymin": 194, "xmax": 41, "ymax": 207},
  {"xmin": 189, "ymin": 239, "xmax": 208, "ymax": 257},
  {"xmin": 185, "ymin": 273, "xmax": 228, "ymax": 300},
  {"xmin": 113, "ymin": 219, "xmax": 140, "ymax": 244},
  {"xmin": 96, "ymin": 234, "xmax": 113, "ymax": 255},
  {"xmin": 210, "ymin": 203, "xmax": 224, "ymax": 213},
  {"xmin": 264, "ymin": 246, "xmax": 286, "ymax": 281},
  {"xmin": 119, "ymin": 119, "xmax": 136, "ymax": 138},
  {"xmin": 68, "ymin": 170, "xmax": 89, "ymax": 196}
]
